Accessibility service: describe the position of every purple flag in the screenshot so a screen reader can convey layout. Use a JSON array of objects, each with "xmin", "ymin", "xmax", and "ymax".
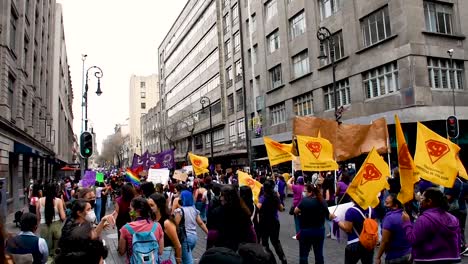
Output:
[
  {"xmin": 131, "ymin": 153, "xmax": 148, "ymax": 170},
  {"xmin": 81, "ymin": 170, "xmax": 96, "ymax": 188},
  {"xmin": 144, "ymin": 149, "xmax": 175, "ymax": 170}
]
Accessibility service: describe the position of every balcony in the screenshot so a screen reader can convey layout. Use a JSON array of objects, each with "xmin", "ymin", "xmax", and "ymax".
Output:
[
  {"xmin": 226, "ymin": 79, "xmax": 233, "ymax": 87},
  {"xmin": 235, "ymin": 74, "xmax": 242, "ymax": 83}
]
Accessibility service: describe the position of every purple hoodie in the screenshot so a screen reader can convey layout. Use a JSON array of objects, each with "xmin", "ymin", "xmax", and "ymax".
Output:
[{"xmin": 402, "ymin": 208, "xmax": 461, "ymax": 263}]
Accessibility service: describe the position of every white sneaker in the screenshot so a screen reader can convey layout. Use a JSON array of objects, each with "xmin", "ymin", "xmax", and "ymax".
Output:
[{"xmin": 292, "ymin": 235, "xmax": 297, "ymax": 240}]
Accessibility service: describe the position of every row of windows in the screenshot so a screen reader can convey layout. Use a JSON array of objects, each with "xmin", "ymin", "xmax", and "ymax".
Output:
[
  {"xmin": 166, "ymin": 49, "xmax": 219, "ymax": 102},
  {"xmin": 227, "ymin": 89, "xmax": 245, "ymax": 115},
  {"xmin": 167, "ymin": 74, "xmax": 220, "ymax": 118},
  {"xmin": 166, "ymin": 25, "xmax": 217, "ymax": 86},
  {"xmin": 229, "ymin": 118, "xmax": 246, "ymax": 142}
]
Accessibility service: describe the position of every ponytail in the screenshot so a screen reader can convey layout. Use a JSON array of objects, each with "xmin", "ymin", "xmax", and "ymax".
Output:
[{"xmin": 306, "ymin": 183, "xmax": 323, "ymax": 204}]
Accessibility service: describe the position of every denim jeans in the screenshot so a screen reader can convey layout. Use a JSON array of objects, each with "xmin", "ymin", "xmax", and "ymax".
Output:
[
  {"xmin": 299, "ymin": 226, "xmax": 325, "ymax": 264},
  {"xmin": 160, "ymin": 246, "xmax": 176, "ymax": 264},
  {"xmin": 294, "ymin": 215, "xmax": 300, "ymax": 234},
  {"xmin": 94, "ymin": 198, "xmax": 102, "ymax": 223},
  {"xmin": 181, "ymin": 233, "xmax": 197, "ymax": 264}
]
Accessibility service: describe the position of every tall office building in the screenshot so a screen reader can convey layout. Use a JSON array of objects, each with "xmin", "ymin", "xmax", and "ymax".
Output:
[
  {"xmin": 129, "ymin": 74, "xmax": 159, "ymax": 155},
  {"xmin": 158, "ymin": 0, "xmax": 248, "ymax": 168},
  {"xmin": 0, "ymin": 0, "xmax": 75, "ymax": 212},
  {"xmin": 240, "ymin": 0, "xmax": 468, "ymax": 163}
]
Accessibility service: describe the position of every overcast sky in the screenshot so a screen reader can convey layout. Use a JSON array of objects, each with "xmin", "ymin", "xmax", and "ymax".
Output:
[{"xmin": 56, "ymin": 0, "xmax": 188, "ymax": 152}]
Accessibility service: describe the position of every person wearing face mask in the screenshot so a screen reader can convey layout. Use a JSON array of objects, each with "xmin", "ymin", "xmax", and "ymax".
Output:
[
  {"xmin": 59, "ymin": 199, "xmax": 115, "ymax": 251},
  {"xmin": 148, "ymin": 193, "xmax": 182, "ymax": 264}
]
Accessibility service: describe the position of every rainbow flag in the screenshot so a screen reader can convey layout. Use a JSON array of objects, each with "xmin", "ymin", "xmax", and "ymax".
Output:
[{"xmin": 125, "ymin": 168, "xmax": 141, "ymax": 186}]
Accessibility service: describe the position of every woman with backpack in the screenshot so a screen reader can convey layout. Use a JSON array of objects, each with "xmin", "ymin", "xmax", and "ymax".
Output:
[
  {"xmin": 258, "ymin": 179, "xmax": 287, "ymax": 264},
  {"xmin": 148, "ymin": 193, "xmax": 182, "ymax": 264},
  {"xmin": 294, "ymin": 183, "xmax": 336, "ymax": 264},
  {"xmin": 118, "ymin": 197, "xmax": 164, "ymax": 263},
  {"xmin": 174, "ymin": 190, "xmax": 208, "ymax": 264}
]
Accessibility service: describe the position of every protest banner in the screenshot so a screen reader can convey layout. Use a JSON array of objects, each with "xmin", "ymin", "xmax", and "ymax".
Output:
[{"xmin": 147, "ymin": 169, "xmax": 170, "ymax": 184}]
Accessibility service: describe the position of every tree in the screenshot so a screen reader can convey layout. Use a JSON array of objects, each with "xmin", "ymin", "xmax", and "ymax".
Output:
[
  {"xmin": 164, "ymin": 108, "xmax": 199, "ymax": 163},
  {"xmin": 99, "ymin": 132, "xmax": 124, "ymax": 167}
]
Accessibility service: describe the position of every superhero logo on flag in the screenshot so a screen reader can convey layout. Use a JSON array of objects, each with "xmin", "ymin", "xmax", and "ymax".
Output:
[
  {"xmin": 270, "ymin": 141, "xmax": 284, "ymax": 149},
  {"xmin": 398, "ymin": 144, "xmax": 412, "ymax": 170},
  {"xmin": 425, "ymin": 140, "xmax": 449, "ymax": 164},
  {"xmin": 245, "ymin": 178, "xmax": 255, "ymax": 187},
  {"xmin": 360, "ymin": 163, "xmax": 382, "ymax": 186},
  {"xmin": 193, "ymin": 159, "xmax": 202, "ymax": 167},
  {"xmin": 306, "ymin": 141, "xmax": 322, "ymax": 159}
]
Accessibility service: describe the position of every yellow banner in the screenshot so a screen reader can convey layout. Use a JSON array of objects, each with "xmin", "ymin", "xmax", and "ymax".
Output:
[
  {"xmin": 296, "ymin": 135, "xmax": 338, "ymax": 172},
  {"xmin": 238, "ymin": 171, "xmax": 263, "ymax": 204},
  {"xmin": 347, "ymin": 148, "xmax": 390, "ymax": 208},
  {"xmin": 188, "ymin": 152, "xmax": 209, "ymax": 176},
  {"xmin": 414, "ymin": 123, "xmax": 460, "ymax": 187},
  {"xmin": 395, "ymin": 115, "xmax": 419, "ymax": 204},
  {"xmin": 263, "ymin": 136, "xmax": 295, "ymax": 166}
]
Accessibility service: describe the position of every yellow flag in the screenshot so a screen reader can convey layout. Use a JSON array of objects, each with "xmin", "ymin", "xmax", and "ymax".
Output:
[
  {"xmin": 296, "ymin": 135, "xmax": 338, "ymax": 172},
  {"xmin": 414, "ymin": 122, "xmax": 460, "ymax": 187},
  {"xmin": 395, "ymin": 115, "xmax": 419, "ymax": 204},
  {"xmin": 263, "ymin": 136, "xmax": 295, "ymax": 166},
  {"xmin": 238, "ymin": 171, "xmax": 263, "ymax": 204},
  {"xmin": 347, "ymin": 148, "xmax": 390, "ymax": 208},
  {"xmin": 188, "ymin": 152, "xmax": 209, "ymax": 176}
]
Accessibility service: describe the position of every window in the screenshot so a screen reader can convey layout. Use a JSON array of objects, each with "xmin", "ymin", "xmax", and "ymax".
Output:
[
  {"xmin": 232, "ymin": 4, "xmax": 239, "ymax": 25},
  {"xmin": 141, "ymin": 91, "xmax": 146, "ymax": 98},
  {"xmin": 238, "ymin": 118, "xmax": 246, "ymax": 139},
  {"xmin": 226, "ymin": 66, "xmax": 233, "ymax": 87},
  {"xmin": 290, "ymin": 11, "xmax": 306, "ymax": 39},
  {"xmin": 294, "ymin": 93, "xmax": 313, "ymax": 116},
  {"xmin": 319, "ymin": 0, "xmax": 341, "ymax": 20},
  {"xmin": 22, "ymin": 91, "xmax": 27, "ymax": 119},
  {"xmin": 268, "ymin": 30, "xmax": 280, "ymax": 53},
  {"xmin": 248, "ymin": 45, "xmax": 258, "ymax": 67},
  {"xmin": 8, "ymin": 74, "xmax": 15, "ymax": 118},
  {"xmin": 265, "ymin": 0, "xmax": 277, "ymax": 21},
  {"xmin": 424, "ymin": 1, "xmax": 453, "ymax": 35},
  {"xmin": 269, "ymin": 65, "xmax": 282, "ymax": 89},
  {"xmin": 31, "ymin": 103, "xmax": 35, "ymax": 128},
  {"xmin": 319, "ymin": 31, "xmax": 345, "ymax": 66},
  {"xmin": 324, "ymin": 79, "xmax": 351, "ymax": 110},
  {"xmin": 225, "ymin": 39, "xmax": 232, "ymax": 60},
  {"xmin": 23, "ymin": 36, "xmax": 29, "ymax": 69},
  {"xmin": 270, "ymin": 103, "xmax": 286, "ymax": 125},
  {"xmin": 236, "ymin": 89, "xmax": 244, "ymax": 111},
  {"xmin": 361, "ymin": 6, "xmax": 392, "ymax": 47},
  {"xmin": 234, "ymin": 32, "xmax": 241, "ymax": 53},
  {"xmin": 229, "ymin": 121, "xmax": 236, "ymax": 142},
  {"xmin": 250, "ymin": 14, "xmax": 257, "ymax": 33},
  {"xmin": 228, "ymin": 94, "xmax": 234, "ymax": 115},
  {"xmin": 428, "ymin": 58, "xmax": 464, "ymax": 90},
  {"xmin": 223, "ymin": 0, "xmax": 229, "ymax": 9},
  {"xmin": 292, "ymin": 51, "xmax": 310, "ymax": 78},
  {"xmin": 195, "ymin": 135, "xmax": 203, "ymax": 149},
  {"xmin": 10, "ymin": 10, "xmax": 18, "ymax": 52},
  {"xmin": 140, "ymin": 81, "xmax": 146, "ymax": 88},
  {"xmin": 364, "ymin": 62, "xmax": 399, "ymax": 99},
  {"xmin": 235, "ymin": 60, "xmax": 242, "ymax": 81},
  {"xmin": 141, "ymin": 102, "xmax": 146, "ymax": 109},
  {"xmin": 223, "ymin": 14, "xmax": 230, "ymax": 34},
  {"xmin": 206, "ymin": 129, "xmax": 225, "ymax": 147}
]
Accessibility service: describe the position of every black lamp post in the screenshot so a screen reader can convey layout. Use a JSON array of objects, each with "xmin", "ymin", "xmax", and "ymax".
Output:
[
  {"xmin": 317, "ymin": 27, "xmax": 341, "ymax": 122},
  {"xmin": 84, "ymin": 66, "xmax": 103, "ymax": 131},
  {"xmin": 447, "ymin": 49, "xmax": 456, "ymax": 116},
  {"xmin": 200, "ymin": 96, "xmax": 213, "ymax": 163}
]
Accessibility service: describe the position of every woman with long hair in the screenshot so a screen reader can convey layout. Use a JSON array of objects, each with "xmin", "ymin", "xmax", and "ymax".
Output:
[
  {"xmin": 29, "ymin": 184, "xmax": 41, "ymax": 214},
  {"xmin": 148, "ymin": 193, "xmax": 182, "ymax": 264},
  {"xmin": 402, "ymin": 187, "xmax": 460, "ymax": 263},
  {"xmin": 258, "ymin": 179, "xmax": 287, "ymax": 264},
  {"xmin": 239, "ymin": 185, "xmax": 259, "ymax": 239},
  {"xmin": 193, "ymin": 181, "xmax": 207, "ymax": 222},
  {"xmin": 36, "ymin": 183, "xmax": 66, "ymax": 259},
  {"xmin": 115, "ymin": 183, "xmax": 135, "ymax": 240},
  {"xmin": 208, "ymin": 185, "xmax": 257, "ymax": 251},
  {"xmin": 94, "ymin": 181, "xmax": 105, "ymax": 223},
  {"xmin": 294, "ymin": 183, "xmax": 335, "ymax": 264},
  {"xmin": 287, "ymin": 175, "xmax": 305, "ymax": 238},
  {"xmin": 118, "ymin": 197, "xmax": 164, "ymax": 263},
  {"xmin": 174, "ymin": 190, "xmax": 208, "ymax": 264}
]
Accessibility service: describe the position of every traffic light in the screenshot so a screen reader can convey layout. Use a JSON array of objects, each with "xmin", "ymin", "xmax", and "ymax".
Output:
[
  {"xmin": 80, "ymin": 131, "xmax": 94, "ymax": 158},
  {"xmin": 446, "ymin": 115, "xmax": 459, "ymax": 139}
]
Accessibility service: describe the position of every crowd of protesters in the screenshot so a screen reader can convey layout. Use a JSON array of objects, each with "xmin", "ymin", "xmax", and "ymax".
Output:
[{"xmin": 0, "ymin": 163, "xmax": 467, "ymax": 264}]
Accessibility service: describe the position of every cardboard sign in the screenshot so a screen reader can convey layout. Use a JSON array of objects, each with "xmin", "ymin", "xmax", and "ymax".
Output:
[
  {"xmin": 173, "ymin": 170, "xmax": 188, "ymax": 182},
  {"xmin": 147, "ymin": 169, "xmax": 170, "ymax": 184},
  {"xmin": 182, "ymin": 166, "xmax": 193, "ymax": 174}
]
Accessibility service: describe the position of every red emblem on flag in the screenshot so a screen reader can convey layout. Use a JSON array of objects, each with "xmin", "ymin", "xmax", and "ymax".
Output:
[
  {"xmin": 425, "ymin": 140, "xmax": 449, "ymax": 164},
  {"xmin": 398, "ymin": 144, "xmax": 412, "ymax": 170},
  {"xmin": 306, "ymin": 141, "xmax": 322, "ymax": 159},
  {"xmin": 360, "ymin": 163, "xmax": 382, "ymax": 186}
]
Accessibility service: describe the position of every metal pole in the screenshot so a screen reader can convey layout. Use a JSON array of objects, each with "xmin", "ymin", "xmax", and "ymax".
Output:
[
  {"xmin": 209, "ymin": 104, "xmax": 213, "ymax": 163},
  {"xmin": 449, "ymin": 54, "xmax": 456, "ymax": 116},
  {"xmin": 331, "ymin": 48, "xmax": 337, "ymax": 121}
]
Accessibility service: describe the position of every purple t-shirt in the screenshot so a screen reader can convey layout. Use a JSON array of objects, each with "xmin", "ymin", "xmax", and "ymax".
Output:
[
  {"xmin": 382, "ymin": 209, "xmax": 412, "ymax": 260},
  {"xmin": 337, "ymin": 181, "xmax": 348, "ymax": 196},
  {"xmin": 292, "ymin": 184, "xmax": 304, "ymax": 207},
  {"xmin": 344, "ymin": 206, "xmax": 376, "ymax": 242},
  {"xmin": 259, "ymin": 195, "xmax": 279, "ymax": 220}
]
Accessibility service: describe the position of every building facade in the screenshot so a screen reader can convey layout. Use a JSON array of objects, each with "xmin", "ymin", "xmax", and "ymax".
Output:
[
  {"xmin": 0, "ymin": 0, "xmax": 74, "ymax": 212},
  {"xmin": 158, "ymin": 0, "xmax": 248, "ymax": 168},
  {"xmin": 141, "ymin": 102, "xmax": 163, "ymax": 154},
  {"xmin": 240, "ymin": 0, "xmax": 468, "ymax": 163},
  {"xmin": 129, "ymin": 74, "xmax": 159, "ymax": 156}
]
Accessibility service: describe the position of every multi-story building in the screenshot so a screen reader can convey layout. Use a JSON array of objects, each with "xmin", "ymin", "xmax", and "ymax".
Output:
[
  {"xmin": 158, "ymin": 0, "xmax": 248, "ymax": 168},
  {"xmin": 0, "ymin": 0, "xmax": 74, "ymax": 212},
  {"xmin": 141, "ymin": 101, "xmax": 163, "ymax": 154},
  {"xmin": 240, "ymin": 0, "xmax": 468, "ymax": 163},
  {"xmin": 128, "ymin": 74, "xmax": 159, "ymax": 156}
]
